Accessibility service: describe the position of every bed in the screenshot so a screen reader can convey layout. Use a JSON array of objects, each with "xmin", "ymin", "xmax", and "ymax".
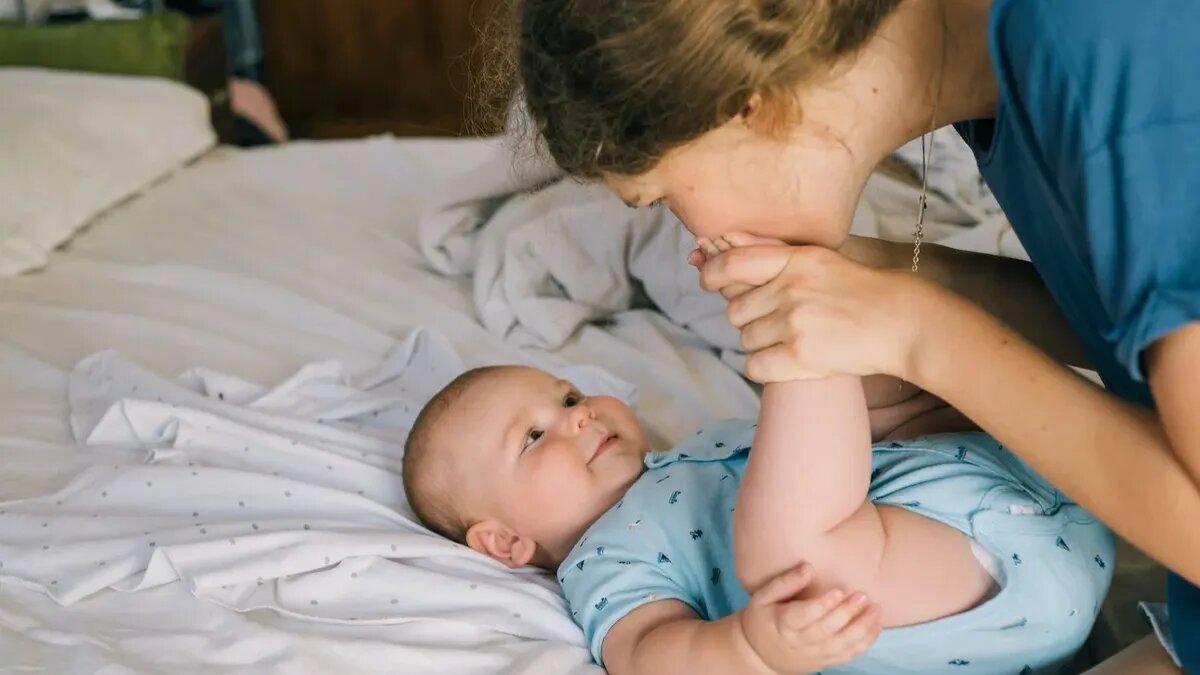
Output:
[{"xmin": 0, "ymin": 68, "xmax": 1161, "ymax": 673}]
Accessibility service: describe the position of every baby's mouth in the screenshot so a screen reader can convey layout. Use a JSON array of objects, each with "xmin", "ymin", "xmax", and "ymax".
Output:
[{"xmin": 590, "ymin": 433, "xmax": 619, "ymax": 463}]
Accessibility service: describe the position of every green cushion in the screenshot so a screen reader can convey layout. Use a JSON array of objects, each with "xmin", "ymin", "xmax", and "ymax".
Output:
[{"xmin": 0, "ymin": 12, "xmax": 189, "ymax": 81}]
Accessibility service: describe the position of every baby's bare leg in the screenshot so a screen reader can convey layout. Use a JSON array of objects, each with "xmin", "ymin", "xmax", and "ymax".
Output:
[{"xmin": 700, "ymin": 235, "xmax": 881, "ymax": 595}]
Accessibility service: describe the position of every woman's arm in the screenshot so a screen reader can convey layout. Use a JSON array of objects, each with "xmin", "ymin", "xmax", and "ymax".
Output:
[
  {"xmin": 908, "ymin": 285, "xmax": 1200, "ymax": 586},
  {"xmin": 840, "ymin": 236, "xmax": 1092, "ymax": 369},
  {"xmin": 700, "ymin": 242, "xmax": 1200, "ymax": 586},
  {"xmin": 1147, "ymin": 324, "xmax": 1200, "ymax": 494}
]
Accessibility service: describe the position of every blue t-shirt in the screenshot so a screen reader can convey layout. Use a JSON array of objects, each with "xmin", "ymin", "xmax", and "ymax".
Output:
[
  {"xmin": 955, "ymin": 0, "xmax": 1200, "ymax": 666},
  {"xmin": 955, "ymin": 0, "xmax": 1200, "ymax": 406}
]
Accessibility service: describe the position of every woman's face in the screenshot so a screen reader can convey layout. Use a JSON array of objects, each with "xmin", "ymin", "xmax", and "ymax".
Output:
[{"xmin": 606, "ymin": 109, "xmax": 872, "ymax": 248}]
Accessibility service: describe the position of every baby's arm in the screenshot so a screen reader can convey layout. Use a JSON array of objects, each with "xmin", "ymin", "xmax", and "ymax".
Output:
[
  {"xmin": 602, "ymin": 567, "xmax": 878, "ymax": 675},
  {"xmin": 602, "ymin": 601, "xmax": 773, "ymax": 675}
]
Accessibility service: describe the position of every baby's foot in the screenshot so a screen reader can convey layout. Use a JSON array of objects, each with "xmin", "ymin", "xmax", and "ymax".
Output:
[
  {"xmin": 693, "ymin": 233, "xmax": 790, "ymax": 299},
  {"xmin": 687, "ymin": 238, "xmax": 717, "ymax": 268},
  {"xmin": 689, "ymin": 232, "xmax": 786, "ymax": 267}
]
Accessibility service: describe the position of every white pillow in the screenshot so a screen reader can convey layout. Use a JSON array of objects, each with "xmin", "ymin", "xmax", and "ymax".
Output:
[{"xmin": 0, "ymin": 68, "xmax": 216, "ymax": 276}]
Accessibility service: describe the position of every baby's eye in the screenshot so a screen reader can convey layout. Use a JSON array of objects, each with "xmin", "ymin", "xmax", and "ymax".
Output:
[
  {"xmin": 647, "ymin": 198, "xmax": 664, "ymax": 208},
  {"xmin": 563, "ymin": 392, "xmax": 581, "ymax": 407},
  {"xmin": 523, "ymin": 429, "xmax": 543, "ymax": 449}
]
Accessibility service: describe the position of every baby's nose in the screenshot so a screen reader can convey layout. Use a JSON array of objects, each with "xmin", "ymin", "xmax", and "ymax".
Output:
[{"xmin": 566, "ymin": 403, "xmax": 594, "ymax": 431}]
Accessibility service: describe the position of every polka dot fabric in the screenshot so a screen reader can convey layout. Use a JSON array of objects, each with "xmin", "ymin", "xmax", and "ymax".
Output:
[
  {"xmin": 0, "ymin": 330, "xmax": 621, "ymax": 646},
  {"xmin": 561, "ymin": 422, "xmax": 1115, "ymax": 673}
]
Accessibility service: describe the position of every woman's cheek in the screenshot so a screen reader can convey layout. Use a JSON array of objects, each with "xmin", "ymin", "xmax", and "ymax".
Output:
[
  {"xmin": 663, "ymin": 202, "xmax": 701, "ymax": 237},
  {"xmin": 668, "ymin": 197, "xmax": 742, "ymax": 240},
  {"xmin": 744, "ymin": 218, "xmax": 805, "ymax": 244},
  {"xmin": 738, "ymin": 199, "xmax": 849, "ymax": 247}
]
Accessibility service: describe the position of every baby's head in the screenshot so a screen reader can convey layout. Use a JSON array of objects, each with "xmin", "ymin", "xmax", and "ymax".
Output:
[{"xmin": 403, "ymin": 365, "xmax": 648, "ymax": 569}]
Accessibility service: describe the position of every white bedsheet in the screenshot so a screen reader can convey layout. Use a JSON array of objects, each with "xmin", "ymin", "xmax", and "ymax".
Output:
[
  {"xmin": 0, "ymin": 137, "xmax": 759, "ymax": 674},
  {"xmin": 418, "ymin": 140, "xmax": 738, "ymax": 355},
  {"xmin": 4, "ymin": 334, "xmax": 596, "ymax": 643}
]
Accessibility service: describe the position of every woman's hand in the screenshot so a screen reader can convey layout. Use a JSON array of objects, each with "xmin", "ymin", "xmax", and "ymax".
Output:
[
  {"xmin": 689, "ymin": 232, "xmax": 786, "ymax": 300},
  {"xmin": 699, "ymin": 242, "xmax": 943, "ymax": 383}
]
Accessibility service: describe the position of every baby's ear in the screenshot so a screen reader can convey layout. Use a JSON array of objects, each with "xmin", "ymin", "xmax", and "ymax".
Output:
[{"xmin": 465, "ymin": 520, "xmax": 538, "ymax": 568}]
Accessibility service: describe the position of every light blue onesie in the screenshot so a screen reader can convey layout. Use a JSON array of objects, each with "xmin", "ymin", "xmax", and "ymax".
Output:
[{"xmin": 559, "ymin": 421, "xmax": 1114, "ymax": 674}]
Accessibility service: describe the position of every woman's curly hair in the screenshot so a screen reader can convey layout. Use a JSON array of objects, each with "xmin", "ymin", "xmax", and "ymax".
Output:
[{"xmin": 473, "ymin": 0, "xmax": 902, "ymax": 178}]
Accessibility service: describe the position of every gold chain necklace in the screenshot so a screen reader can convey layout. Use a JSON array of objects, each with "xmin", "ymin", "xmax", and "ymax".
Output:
[
  {"xmin": 911, "ymin": 116, "xmax": 935, "ymax": 272},
  {"xmin": 912, "ymin": 23, "xmax": 946, "ymax": 273}
]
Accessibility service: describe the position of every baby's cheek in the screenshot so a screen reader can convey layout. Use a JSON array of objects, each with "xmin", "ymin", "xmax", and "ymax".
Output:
[{"xmin": 535, "ymin": 454, "xmax": 588, "ymax": 490}]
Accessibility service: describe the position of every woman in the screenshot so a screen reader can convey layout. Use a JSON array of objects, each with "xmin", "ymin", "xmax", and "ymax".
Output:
[{"xmin": 504, "ymin": 0, "xmax": 1199, "ymax": 671}]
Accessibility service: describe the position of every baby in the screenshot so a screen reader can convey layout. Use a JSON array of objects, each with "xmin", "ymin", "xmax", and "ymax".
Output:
[
  {"xmin": 405, "ymin": 219, "xmax": 1111, "ymax": 675},
  {"xmin": 403, "ymin": 358, "xmax": 1114, "ymax": 674}
]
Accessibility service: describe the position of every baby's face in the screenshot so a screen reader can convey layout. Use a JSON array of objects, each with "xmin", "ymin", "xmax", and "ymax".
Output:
[{"xmin": 446, "ymin": 367, "xmax": 648, "ymax": 562}]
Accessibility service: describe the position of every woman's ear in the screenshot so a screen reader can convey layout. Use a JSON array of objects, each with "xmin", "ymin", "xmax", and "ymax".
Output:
[
  {"xmin": 740, "ymin": 92, "xmax": 764, "ymax": 120},
  {"xmin": 465, "ymin": 520, "xmax": 539, "ymax": 568}
]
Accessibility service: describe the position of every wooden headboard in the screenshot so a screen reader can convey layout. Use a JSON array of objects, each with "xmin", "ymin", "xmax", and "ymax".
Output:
[{"xmin": 257, "ymin": 0, "xmax": 504, "ymax": 139}]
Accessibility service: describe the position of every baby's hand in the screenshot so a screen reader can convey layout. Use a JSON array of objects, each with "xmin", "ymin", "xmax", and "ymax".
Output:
[
  {"xmin": 689, "ymin": 233, "xmax": 787, "ymax": 301},
  {"xmin": 738, "ymin": 564, "xmax": 881, "ymax": 674}
]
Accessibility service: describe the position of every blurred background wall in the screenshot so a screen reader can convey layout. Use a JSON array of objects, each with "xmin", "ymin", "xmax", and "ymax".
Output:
[
  {"xmin": 257, "ymin": 0, "xmax": 504, "ymax": 139},
  {"xmin": 1, "ymin": 0, "xmax": 511, "ymax": 141}
]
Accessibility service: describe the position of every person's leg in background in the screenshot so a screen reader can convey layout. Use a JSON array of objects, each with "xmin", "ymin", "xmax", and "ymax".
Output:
[
  {"xmin": 208, "ymin": 0, "xmax": 260, "ymax": 81},
  {"xmin": 208, "ymin": 0, "xmax": 288, "ymax": 144},
  {"xmin": 168, "ymin": 0, "xmax": 288, "ymax": 144}
]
